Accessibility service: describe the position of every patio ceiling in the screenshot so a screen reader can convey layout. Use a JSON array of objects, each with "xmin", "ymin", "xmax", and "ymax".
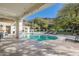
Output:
[{"xmin": 0, "ymin": 3, "xmax": 53, "ymax": 20}]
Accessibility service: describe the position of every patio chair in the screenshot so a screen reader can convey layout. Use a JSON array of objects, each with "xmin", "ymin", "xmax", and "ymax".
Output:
[
  {"xmin": 65, "ymin": 35, "xmax": 79, "ymax": 42},
  {"xmin": 45, "ymin": 30, "xmax": 57, "ymax": 35},
  {"xmin": 74, "ymin": 35, "xmax": 79, "ymax": 41}
]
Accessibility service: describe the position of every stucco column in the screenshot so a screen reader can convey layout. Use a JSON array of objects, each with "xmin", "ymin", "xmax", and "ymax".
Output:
[{"xmin": 16, "ymin": 19, "xmax": 19, "ymax": 39}]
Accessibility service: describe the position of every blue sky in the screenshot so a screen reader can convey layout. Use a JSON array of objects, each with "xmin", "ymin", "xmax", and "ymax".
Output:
[{"xmin": 26, "ymin": 3, "xmax": 64, "ymax": 21}]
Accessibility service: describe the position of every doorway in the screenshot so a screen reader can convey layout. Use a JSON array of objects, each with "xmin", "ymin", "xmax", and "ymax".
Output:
[{"xmin": 6, "ymin": 26, "xmax": 11, "ymax": 34}]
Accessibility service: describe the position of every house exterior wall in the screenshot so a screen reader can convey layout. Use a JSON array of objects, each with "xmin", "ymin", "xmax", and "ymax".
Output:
[
  {"xmin": 0, "ymin": 22, "xmax": 13, "ymax": 37},
  {"xmin": 0, "ymin": 20, "xmax": 30, "ymax": 38},
  {"xmin": 19, "ymin": 19, "xmax": 30, "ymax": 33},
  {"xmin": 11, "ymin": 20, "xmax": 30, "ymax": 36}
]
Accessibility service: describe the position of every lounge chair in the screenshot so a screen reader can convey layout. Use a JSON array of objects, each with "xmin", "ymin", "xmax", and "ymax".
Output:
[
  {"xmin": 75, "ymin": 35, "xmax": 79, "ymax": 41},
  {"xmin": 45, "ymin": 31, "xmax": 57, "ymax": 35},
  {"xmin": 65, "ymin": 35, "xmax": 79, "ymax": 42}
]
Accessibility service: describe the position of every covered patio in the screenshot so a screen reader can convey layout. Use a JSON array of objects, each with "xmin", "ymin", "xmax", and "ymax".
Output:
[
  {"xmin": 0, "ymin": 3, "xmax": 52, "ymax": 39},
  {"xmin": 1, "ymin": 3, "xmax": 79, "ymax": 56}
]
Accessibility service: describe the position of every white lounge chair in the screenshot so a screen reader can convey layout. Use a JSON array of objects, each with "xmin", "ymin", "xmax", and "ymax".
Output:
[{"xmin": 65, "ymin": 35, "xmax": 79, "ymax": 42}]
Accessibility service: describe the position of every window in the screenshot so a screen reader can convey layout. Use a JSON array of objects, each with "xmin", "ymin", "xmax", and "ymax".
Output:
[{"xmin": 13, "ymin": 31, "xmax": 15, "ymax": 34}]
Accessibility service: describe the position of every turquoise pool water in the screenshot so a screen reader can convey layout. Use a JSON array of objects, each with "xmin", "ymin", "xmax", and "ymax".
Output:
[{"xmin": 25, "ymin": 34, "xmax": 58, "ymax": 41}]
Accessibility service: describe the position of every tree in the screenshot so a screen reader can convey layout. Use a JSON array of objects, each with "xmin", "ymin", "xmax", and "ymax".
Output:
[{"xmin": 57, "ymin": 4, "xmax": 79, "ymax": 34}]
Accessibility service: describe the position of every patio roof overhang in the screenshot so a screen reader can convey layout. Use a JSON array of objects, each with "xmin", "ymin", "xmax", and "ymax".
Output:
[{"xmin": 0, "ymin": 3, "xmax": 53, "ymax": 20}]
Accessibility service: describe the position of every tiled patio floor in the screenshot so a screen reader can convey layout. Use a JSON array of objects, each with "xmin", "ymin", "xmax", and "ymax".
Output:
[{"xmin": 0, "ymin": 39, "xmax": 79, "ymax": 56}]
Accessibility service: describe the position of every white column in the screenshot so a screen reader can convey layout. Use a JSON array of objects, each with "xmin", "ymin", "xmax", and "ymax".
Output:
[
  {"xmin": 16, "ymin": 19, "xmax": 19, "ymax": 39},
  {"xmin": 28, "ymin": 27, "xmax": 30, "ymax": 33},
  {"xmin": 19, "ymin": 20, "xmax": 23, "ymax": 32},
  {"xmin": 11, "ymin": 25, "xmax": 14, "ymax": 35}
]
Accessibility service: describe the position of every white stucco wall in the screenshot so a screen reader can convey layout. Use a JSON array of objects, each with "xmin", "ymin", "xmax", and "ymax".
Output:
[
  {"xmin": 19, "ymin": 19, "xmax": 30, "ymax": 33},
  {"xmin": 0, "ymin": 22, "xmax": 13, "ymax": 38}
]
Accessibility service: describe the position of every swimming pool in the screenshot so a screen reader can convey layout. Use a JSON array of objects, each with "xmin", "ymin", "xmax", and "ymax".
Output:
[{"xmin": 25, "ymin": 33, "xmax": 58, "ymax": 41}]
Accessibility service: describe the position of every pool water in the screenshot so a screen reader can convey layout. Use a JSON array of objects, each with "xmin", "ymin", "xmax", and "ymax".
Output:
[{"xmin": 25, "ymin": 34, "xmax": 58, "ymax": 41}]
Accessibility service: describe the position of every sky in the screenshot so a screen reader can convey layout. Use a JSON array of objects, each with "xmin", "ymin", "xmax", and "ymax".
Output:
[{"xmin": 26, "ymin": 3, "xmax": 64, "ymax": 21}]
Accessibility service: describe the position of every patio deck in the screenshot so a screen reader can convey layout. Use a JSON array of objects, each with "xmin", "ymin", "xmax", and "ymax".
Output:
[{"xmin": 0, "ymin": 36, "xmax": 79, "ymax": 56}]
